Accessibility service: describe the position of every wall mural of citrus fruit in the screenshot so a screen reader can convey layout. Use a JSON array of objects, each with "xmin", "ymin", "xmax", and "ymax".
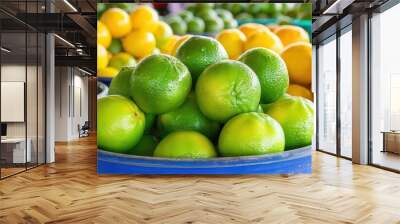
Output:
[{"xmin": 97, "ymin": 3, "xmax": 313, "ymax": 175}]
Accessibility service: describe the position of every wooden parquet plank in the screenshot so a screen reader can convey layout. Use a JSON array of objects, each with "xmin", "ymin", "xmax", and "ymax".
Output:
[{"xmin": 0, "ymin": 135, "xmax": 400, "ymax": 224}]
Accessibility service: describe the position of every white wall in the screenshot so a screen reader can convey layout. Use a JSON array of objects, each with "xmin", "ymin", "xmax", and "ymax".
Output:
[{"xmin": 54, "ymin": 67, "xmax": 89, "ymax": 141}]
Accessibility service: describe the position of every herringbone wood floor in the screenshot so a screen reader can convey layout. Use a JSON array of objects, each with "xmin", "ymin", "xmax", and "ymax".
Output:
[{"xmin": 0, "ymin": 135, "xmax": 400, "ymax": 224}]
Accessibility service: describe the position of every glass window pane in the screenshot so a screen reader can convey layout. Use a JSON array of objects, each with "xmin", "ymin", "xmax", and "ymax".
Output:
[
  {"xmin": 340, "ymin": 29, "xmax": 352, "ymax": 158},
  {"xmin": 371, "ymin": 4, "xmax": 400, "ymax": 171},
  {"xmin": 318, "ymin": 37, "xmax": 337, "ymax": 154}
]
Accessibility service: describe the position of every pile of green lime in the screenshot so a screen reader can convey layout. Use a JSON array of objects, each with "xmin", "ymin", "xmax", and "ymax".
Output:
[{"xmin": 98, "ymin": 35, "xmax": 314, "ymax": 159}]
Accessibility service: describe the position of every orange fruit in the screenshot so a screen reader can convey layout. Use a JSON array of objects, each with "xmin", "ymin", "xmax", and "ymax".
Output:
[
  {"xmin": 244, "ymin": 29, "xmax": 284, "ymax": 53},
  {"xmin": 171, "ymin": 35, "xmax": 192, "ymax": 56},
  {"xmin": 97, "ymin": 44, "xmax": 108, "ymax": 70},
  {"xmin": 216, "ymin": 29, "xmax": 246, "ymax": 59},
  {"xmin": 122, "ymin": 30, "xmax": 156, "ymax": 59},
  {"xmin": 287, "ymin": 84, "xmax": 313, "ymax": 101},
  {"xmin": 160, "ymin": 35, "xmax": 180, "ymax": 55},
  {"xmin": 274, "ymin": 25, "xmax": 309, "ymax": 46},
  {"xmin": 97, "ymin": 21, "xmax": 111, "ymax": 48},
  {"xmin": 153, "ymin": 21, "xmax": 173, "ymax": 48},
  {"xmin": 129, "ymin": 5, "xmax": 159, "ymax": 32},
  {"xmin": 280, "ymin": 42, "xmax": 312, "ymax": 86},
  {"xmin": 239, "ymin": 23, "xmax": 269, "ymax": 38},
  {"xmin": 100, "ymin": 8, "xmax": 131, "ymax": 38}
]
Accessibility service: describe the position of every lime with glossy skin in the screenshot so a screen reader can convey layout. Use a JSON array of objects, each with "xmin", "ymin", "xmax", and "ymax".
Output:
[
  {"xmin": 169, "ymin": 19, "xmax": 187, "ymax": 35},
  {"xmin": 130, "ymin": 54, "xmax": 192, "ymax": 114},
  {"xmin": 216, "ymin": 9, "xmax": 233, "ymax": 20},
  {"xmin": 178, "ymin": 10, "xmax": 194, "ymax": 22},
  {"xmin": 218, "ymin": 112, "xmax": 285, "ymax": 156},
  {"xmin": 153, "ymin": 131, "xmax": 217, "ymax": 159},
  {"xmin": 264, "ymin": 96, "xmax": 314, "ymax": 150},
  {"xmin": 239, "ymin": 47, "xmax": 289, "ymax": 104},
  {"xmin": 176, "ymin": 36, "xmax": 228, "ymax": 80},
  {"xmin": 187, "ymin": 17, "xmax": 205, "ymax": 34},
  {"xmin": 97, "ymin": 95, "xmax": 145, "ymax": 153},
  {"xmin": 195, "ymin": 60, "xmax": 261, "ymax": 122},
  {"xmin": 157, "ymin": 93, "xmax": 220, "ymax": 139},
  {"xmin": 127, "ymin": 135, "xmax": 158, "ymax": 156},
  {"xmin": 204, "ymin": 17, "xmax": 224, "ymax": 33},
  {"xmin": 108, "ymin": 66, "xmax": 135, "ymax": 99}
]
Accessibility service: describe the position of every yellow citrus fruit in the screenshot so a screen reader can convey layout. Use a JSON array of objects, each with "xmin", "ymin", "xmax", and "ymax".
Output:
[
  {"xmin": 281, "ymin": 42, "xmax": 312, "ymax": 86},
  {"xmin": 216, "ymin": 29, "xmax": 246, "ymax": 59},
  {"xmin": 161, "ymin": 35, "xmax": 180, "ymax": 55},
  {"xmin": 266, "ymin": 25, "xmax": 279, "ymax": 33},
  {"xmin": 122, "ymin": 30, "xmax": 156, "ymax": 59},
  {"xmin": 97, "ymin": 67, "xmax": 119, "ymax": 78},
  {"xmin": 287, "ymin": 84, "xmax": 313, "ymax": 101},
  {"xmin": 239, "ymin": 23, "xmax": 269, "ymax": 38},
  {"xmin": 100, "ymin": 8, "xmax": 131, "ymax": 38},
  {"xmin": 244, "ymin": 29, "xmax": 284, "ymax": 53},
  {"xmin": 97, "ymin": 21, "xmax": 111, "ymax": 48},
  {"xmin": 153, "ymin": 21, "xmax": 173, "ymax": 48},
  {"xmin": 274, "ymin": 25, "xmax": 309, "ymax": 46},
  {"xmin": 171, "ymin": 35, "xmax": 192, "ymax": 56},
  {"xmin": 97, "ymin": 44, "xmax": 108, "ymax": 70},
  {"xmin": 129, "ymin": 5, "xmax": 159, "ymax": 32}
]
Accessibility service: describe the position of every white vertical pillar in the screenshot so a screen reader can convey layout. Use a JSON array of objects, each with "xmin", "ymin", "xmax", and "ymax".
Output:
[{"xmin": 352, "ymin": 14, "xmax": 369, "ymax": 164}]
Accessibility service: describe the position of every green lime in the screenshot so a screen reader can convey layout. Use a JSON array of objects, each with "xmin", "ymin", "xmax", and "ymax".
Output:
[
  {"xmin": 157, "ymin": 93, "xmax": 220, "ymax": 139},
  {"xmin": 144, "ymin": 113, "xmax": 155, "ymax": 134},
  {"xmin": 97, "ymin": 95, "xmax": 145, "ymax": 153},
  {"xmin": 196, "ymin": 8, "xmax": 218, "ymax": 20},
  {"xmin": 218, "ymin": 112, "xmax": 285, "ymax": 156},
  {"xmin": 108, "ymin": 39, "xmax": 122, "ymax": 54},
  {"xmin": 187, "ymin": 17, "xmax": 205, "ymax": 34},
  {"xmin": 223, "ymin": 18, "xmax": 238, "ymax": 29},
  {"xmin": 153, "ymin": 131, "xmax": 217, "ymax": 158},
  {"xmin": 127, "ymin": 135, "xmax": 158, "ymax": 156},
  {"xmin": 215, "ymin": 9, "xmax": 233, "ymax": 20},
  {"xmin": 130, "ymin": 54, "xmax": 192, "ymax": 114},
  {"xmin": 176, "ymin": 36, "xmax": 228, "ymax": 80},
  {"xmin": 228, "ymin": 3, "xmax": 243, "ymax": 15},
  {"xmin": 178, "ymin": 10, "xmax": 194, "ymax": 22},
  {"xmin": 235, "ymin": 12, "xmax": 252, "ymax": 20},
  {"xmin": 108, "ymin": 52, "xmax": 136, "ymax": 70},
  {"xmin": 108, "ymin": 66, "xmax": 135, "ymax": 99},
  {"xmin": 195, "ymin": 60, "xmax": 261, "ymax": 122},
  {"xmin": 204, "ymin": 17, "xmax": 224, "ymax": 33},
  {"xmin": 239, "ymin": 48, "xmax": 289, "ymax": 104},
  {"xmin": 264, "ymin": 96, "xmax": 314, "ymax": 150},
  {"xmin": 168, "ymin": 19, "xmax": 187, "ymax": 35}
]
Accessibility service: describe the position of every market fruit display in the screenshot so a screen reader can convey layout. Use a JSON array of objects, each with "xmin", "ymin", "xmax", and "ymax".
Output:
[{"xmin": 98, "ymin": 3, "xmax": 314, "ymax": 159}]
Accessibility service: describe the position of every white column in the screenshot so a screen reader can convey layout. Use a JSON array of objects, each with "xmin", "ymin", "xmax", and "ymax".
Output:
[{"xmin": 352, "ymin": 14, "xmax": 369, "ymax": 164}]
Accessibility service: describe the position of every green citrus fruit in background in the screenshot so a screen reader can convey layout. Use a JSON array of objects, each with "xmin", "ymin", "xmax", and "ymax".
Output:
[
  {"xmin": 239, "ymin": 48, "xmax": 289, "ymax": 104},
  {"xmin": 178, "ymin": 10, "xmax": 194, "ymax": 22},
  {"xmin": 108, "ymin": 52, "xmax": 136, "ymax": 70},
  {"xmin": 108, "ymin": 38, "xmax": 122, "ymax": 54},
  {"xmin": 216, "ymin": 9, "xmax": 233, "ymax": 20},
  {"xmin": 168, "ymin": 18, "xmax": 187, "ymax": 35},
  {"xmin": 130, "ymin": 54, "xmax": 192, "ymax": 114},
  {"xmin": 204, "ymin": 17, "xmax": 224, "ymax": 33},
  {"xmin": 187, "ymin": 17, "xmax": 205, "ymax": 34},
  {"xmin": 236, "ymin": 12, "xmax": 252, "ymax": 20},
  {"xmin": 195, "ymin": 60, "xmax": 261, "ymax": 122},
  {"xmin": 196, "ymin": 8, "xmax": 218, "ymax": 20},
  {"xmin": 127, "ymin": 135, "xmax": 158, "ymax": 156},
  {"xmin": 176, "ymin": 36, "xmax": 228, "ymax": 80},
  {"xmin": 264, "ymin": 96, "xmax": 314, "ymax": 150},
  {"xmin": 97, "ymin": 95, "xmax": 145, "ymax": 153},
  {"xmin": 223, "ymin": 18, "xmax": 238, "ymax": 29},
  {"xmin": 218, "ymin": 112, "xmax": 285, "ymax": 156},
  {"xmin": 153, "ymin": 131, "xmax": 217, "ymax": 158},
  {"xmin": 157, "ymin": 93, "xmax": 220, "ymax": 139},
  {"xmin": 108, "ymin": 66, "xmax": 135, "ymax": 99},
  {"xmin": 144, "ymin": 113, "xmax": 155, "ymax": 134}
]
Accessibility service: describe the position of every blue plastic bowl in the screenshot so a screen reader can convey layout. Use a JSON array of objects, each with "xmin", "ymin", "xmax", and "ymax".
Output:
[{"xmin": 98, "ymin": 146, "xmax": 312, "ymax": 174}]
